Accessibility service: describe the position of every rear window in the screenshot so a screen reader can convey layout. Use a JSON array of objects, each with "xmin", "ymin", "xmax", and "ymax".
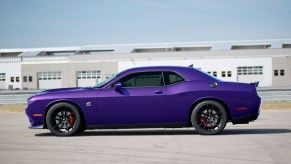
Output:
[{"xmin": 164, "ymin": 71, "xmax": 184, "ymax": 85}]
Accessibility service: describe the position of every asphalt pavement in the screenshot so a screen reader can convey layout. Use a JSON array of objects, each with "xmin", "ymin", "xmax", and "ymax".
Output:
[{"xmin": 0, "ymin": 110, "xmax": 291, "ymax": 164}]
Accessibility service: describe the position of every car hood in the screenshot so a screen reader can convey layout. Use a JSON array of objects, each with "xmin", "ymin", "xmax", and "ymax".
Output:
[
  {"xmin": 28, "ymin": 87, "xmax": 100, "ymax": 101},
  {"xmin": 41, "ymin": 87, "xmax": 88, "ymax": 93}
]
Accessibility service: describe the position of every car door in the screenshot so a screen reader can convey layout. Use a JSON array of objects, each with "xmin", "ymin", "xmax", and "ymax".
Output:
[
  {"xmin": 97, "ymin": 71, "xmax": 167, "ymax": 125},
  {"xmin": 163, "ymin": 71, "xmax": 189, "ymax": 123}
]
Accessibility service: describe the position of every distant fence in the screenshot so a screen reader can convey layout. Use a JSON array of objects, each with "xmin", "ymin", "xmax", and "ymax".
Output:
[
  {"xmin": 0, "ymin": 94, "xmax": 33, "ymax": 105},
  {"xmin": 258, "ymin": 89, "xmax": 291, "ymax": 102},
  {"xmin": 0, "ymin": 90, "xmax": 40, "ymax": 105},
  {"xmin": 0, "ymin": 89, "xmax": 291, "ymax": 105}
]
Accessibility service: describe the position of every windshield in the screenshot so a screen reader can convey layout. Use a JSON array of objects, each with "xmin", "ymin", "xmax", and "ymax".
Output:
[{"xmin": 92, "ymin": 72, "xmax": 122, "ymax": 88}]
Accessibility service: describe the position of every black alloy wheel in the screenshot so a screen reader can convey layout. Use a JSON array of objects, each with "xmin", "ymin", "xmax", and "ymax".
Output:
[
  {"xmin": 46, "ymin": 102, "xmax": 81, "ymax": 136},
  {"xmin": 191, "ymin": 100, "xmax": 227, "ymax": 135}
]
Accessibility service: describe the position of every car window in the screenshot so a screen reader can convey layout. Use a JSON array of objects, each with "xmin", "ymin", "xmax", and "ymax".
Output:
[
  {"xmin": 164, "ymin": 71, "xmax": 184, "ymax": 85},
  {"xmin": 118, "ymin": 72, "xmax": 164, "ymax": 87}
]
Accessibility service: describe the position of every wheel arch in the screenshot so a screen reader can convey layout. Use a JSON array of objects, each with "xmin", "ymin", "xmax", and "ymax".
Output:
[
  {"xmin": 188, "ymin": 97, "xmax": 231, "ymax": 126},
  {"xmin": 43, "ymin": 100, "xmax": 85, "ymax": 129}
]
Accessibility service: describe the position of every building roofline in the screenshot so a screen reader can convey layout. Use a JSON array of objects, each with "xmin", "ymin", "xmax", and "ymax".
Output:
[{"xmin": 1, "ymin": 39, "xmax": 291, "ymax": 54}]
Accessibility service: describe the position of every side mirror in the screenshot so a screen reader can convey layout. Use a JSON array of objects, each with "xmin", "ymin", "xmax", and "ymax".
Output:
[{"xmin": 114, "ymin": 82, "xmax": 122, "ymax": 91}]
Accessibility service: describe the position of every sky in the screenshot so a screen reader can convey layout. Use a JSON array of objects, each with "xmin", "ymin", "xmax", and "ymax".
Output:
[{"xmin": 0, "ymin": 0, "xmax": 291, "ymax": 49}]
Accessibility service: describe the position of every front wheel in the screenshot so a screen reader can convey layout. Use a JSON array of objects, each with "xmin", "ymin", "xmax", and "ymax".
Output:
[
  {"xmin": 46, "ymin": 102, "xmax": 81, "ymax": 136},
  {"xmin": 191, "ymin": 101, "xmax": 227, "ymax": 135}
]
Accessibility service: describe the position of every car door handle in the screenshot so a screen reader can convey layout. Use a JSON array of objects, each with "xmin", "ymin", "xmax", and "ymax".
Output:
[{"xmin": 154, "ymin": 90, "xmax": 163, "ymax": 94}]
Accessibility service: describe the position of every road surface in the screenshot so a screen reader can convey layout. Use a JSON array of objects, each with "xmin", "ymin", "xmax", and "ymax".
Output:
[{"xmin": 0, "ymin": 110, "xmax": 290, "ymax": 164}]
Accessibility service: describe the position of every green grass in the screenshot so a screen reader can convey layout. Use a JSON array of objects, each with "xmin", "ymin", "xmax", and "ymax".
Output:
[
  {"xmin": 260, "ymin": 101, "xmax": 291, "ymax": 110},
  {"xmin": 0, "ymin": 104, "xmax": 26, "ymax": 112}
]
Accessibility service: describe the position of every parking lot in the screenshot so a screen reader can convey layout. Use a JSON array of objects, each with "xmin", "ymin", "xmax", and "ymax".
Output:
[{"xmin": 0, "ymin": 110, "xmax": 291, "ymax": 164}]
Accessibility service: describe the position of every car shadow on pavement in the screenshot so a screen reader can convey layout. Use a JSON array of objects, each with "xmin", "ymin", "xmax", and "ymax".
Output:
[
  {"xmin": 35, "ymin": 128, "xmax": 291, "ymax": 137},
  {"xmin": 35, "ymin": 129, "xmax": 197, "ymax": 137},
  {"xmin": 221, "ymin": 128, "xmax": 291, "ymax": 135}
]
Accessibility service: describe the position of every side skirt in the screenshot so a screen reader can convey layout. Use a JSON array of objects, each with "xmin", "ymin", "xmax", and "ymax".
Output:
[{"xmin": 86, "ymin": 122, "xmax": 189, "ymax": 130}]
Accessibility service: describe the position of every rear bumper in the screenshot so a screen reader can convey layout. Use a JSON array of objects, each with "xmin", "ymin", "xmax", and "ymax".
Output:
[{"xmin": 232, "ymin": 112, "xmax": 259, "ymax": 124}]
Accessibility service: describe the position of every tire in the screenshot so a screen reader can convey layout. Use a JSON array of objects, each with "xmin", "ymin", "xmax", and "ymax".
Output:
[
  {"xmin": 77, "ymin": 125, "xmax": 86, "ymax": 133},
  {"xmin": 46, "ymin": 102, "xmax": 81, "ymax": 136},
  {"xmin": 191, "ymin": 100, "xmax": 227, "ymax": 135}
]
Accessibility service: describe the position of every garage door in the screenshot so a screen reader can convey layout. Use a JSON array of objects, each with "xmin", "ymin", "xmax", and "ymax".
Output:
[
  {"xmin": 38, "ymin": 72, "xmax": 62, "ymax": 89},
  {"xmin": 77, "ymin": 71, "xmax": 100, "ymax": 87}
]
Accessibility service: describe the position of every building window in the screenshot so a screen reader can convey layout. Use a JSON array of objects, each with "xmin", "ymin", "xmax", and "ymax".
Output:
[
  {"xmin": 11, "ymin": 77, "xmax": 14, "ymax": 82},
  {"xmin": 207, "ymin": 71, "xmax": 211, "ymax": 74},
  {"xmin": 29, "ymin": 76, "xmax": 33, "ymax": 82},
  {"xmin": 213, "ymin": 71, "xmax": 217, "ymax": 77},
  {"xmin": 222, "ymin": 71, "xmax": 226, "ymax": 77},
  {"xmin": 77, "ymin": 71, "xmax": 100, "ymax": 79},
  {"xmin": 274, "ymin": 70, "xmax": 278, "ymax": 76},
  {"xmin": 38, "ymin": 72, "xmax": 61, "ymax": 80},
  {"xmin": 16, "ymin": 77, "xmax": 20, "ymax": 82},
  {"xmin": 280, "ymin": 70, "xmax": 284, "ymax": 76},
  {"xmin": 227, "ymin": 71, "xmax": 231, "ymax": 77},
  {"xmin": 23, "ymin": 76, "xmax": 27, "ymax": 82},
  {"xmin": 238, "ymin": 66, "xmax": 263, "ymax": 75},
  {"xmin": 0, "ymin": 73, "xmax": 5, "ymax": 81}
]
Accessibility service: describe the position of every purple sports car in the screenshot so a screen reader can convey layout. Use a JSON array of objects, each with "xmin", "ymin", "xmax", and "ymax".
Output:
[{"xmin": 25, "ymin": 66, "xmax": 261, "ymax": 136}]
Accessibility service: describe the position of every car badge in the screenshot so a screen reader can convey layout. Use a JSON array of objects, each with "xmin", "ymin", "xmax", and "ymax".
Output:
[{"xmin": 86, "ymin": 102, "xmax": 92, "ymax": 106}]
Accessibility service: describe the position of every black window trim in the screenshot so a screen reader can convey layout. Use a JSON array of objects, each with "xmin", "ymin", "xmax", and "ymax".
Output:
[
  {"xmin": 106, "ymin": 70, "xmax": 187, "ymax": 89},
  {"xmin": 108, "ymin": 71, "xmax": 165, "ymax": 89},
  {"xmin": 163, "ymin": 71, "xmax": 186, "ymax": 86}
]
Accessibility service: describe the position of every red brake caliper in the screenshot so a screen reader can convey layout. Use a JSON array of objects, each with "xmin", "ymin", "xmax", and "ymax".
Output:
[
  {"xmin": 200, "ymin": 117, "xmax": 207, "ymax": 126},
  {"xmin": 68, "ymin": 112, "xmax": 74, "ymax": 125}
]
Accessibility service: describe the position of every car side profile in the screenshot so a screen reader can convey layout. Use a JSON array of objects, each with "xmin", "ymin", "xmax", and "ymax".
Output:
[{"xmin": 25, "ymin": 66, "xmax": 261, "ymax": 136}]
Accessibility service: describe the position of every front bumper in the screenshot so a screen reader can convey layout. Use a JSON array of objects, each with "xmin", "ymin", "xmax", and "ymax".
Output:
[
  {"xmin": 25, "ymin": 106, "xmax": 45, "ymax": 128},
  {"xmin": 28, "ymin": 125, "xmax": 44, "ymax": 129}
]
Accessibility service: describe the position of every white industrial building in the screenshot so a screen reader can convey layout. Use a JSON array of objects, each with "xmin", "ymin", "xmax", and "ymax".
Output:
[{"xmin": 0, "ymin": 39, "xmax": 290, "ymax": 90}]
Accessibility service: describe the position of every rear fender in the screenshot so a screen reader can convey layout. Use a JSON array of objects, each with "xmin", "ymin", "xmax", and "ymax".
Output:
[{"xmin": 189, "ymin": 97, "xmax": 232, "ymax": 125}]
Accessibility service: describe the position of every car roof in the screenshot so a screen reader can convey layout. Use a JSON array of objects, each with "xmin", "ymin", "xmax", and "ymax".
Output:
[{"xmin": 122, "ymin": 66, "xmax": 216, "ymax": 81}]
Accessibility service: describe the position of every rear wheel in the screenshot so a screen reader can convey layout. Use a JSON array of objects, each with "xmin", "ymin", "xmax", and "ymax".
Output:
[
  {"xmin": 77, "ymin": 125, "xmax": 86, "ymax": 133},
  {"xmin": 46, "ymin": 102, "xmax": 81, "ymax": 136},
  {"xmin": 191, "ymin": 101, "xmax": 227, "ymax": 135}
]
